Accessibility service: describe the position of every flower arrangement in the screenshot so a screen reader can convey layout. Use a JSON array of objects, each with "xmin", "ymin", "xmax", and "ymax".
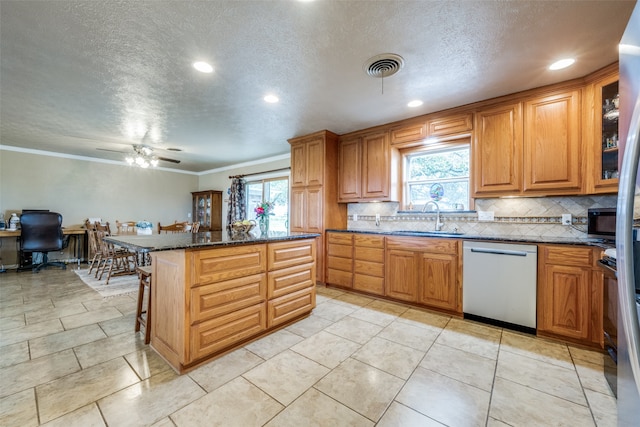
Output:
[
  {"xmin": 254, "ymin": 201, "xmax": 275, "ymax": 220},
  {"xmin": 136, "ymin": 220, "xmax": 153, "ymax": 235},
  {"xmin": 254, "ymin": 201, "xmax": 274, "ymax": 234},
  {"xmin": 136, "ymin": 220, "xmax": 153, "ymax": 229}
]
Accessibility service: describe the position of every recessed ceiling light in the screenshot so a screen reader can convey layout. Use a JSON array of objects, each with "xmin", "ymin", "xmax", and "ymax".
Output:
[
  {"xmin": 264, "ymin": 95, "xmax": 279, "ymax": 103},
  {"xmin": 408, "ymin": 100, "xmax": 423, "ymax": 108},
  {"xmin": 193, "ymin": 61, "xmax": 214, "ymax": 73},
  {"xmin": 548, "ymin": 58, "xmax": 575, "ymax": 70}
]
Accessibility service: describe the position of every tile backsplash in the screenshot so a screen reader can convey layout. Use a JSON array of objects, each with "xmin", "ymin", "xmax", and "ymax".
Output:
[{"xmin": 347, "ymin": 195, "xmax": 621, "ymax": 238}]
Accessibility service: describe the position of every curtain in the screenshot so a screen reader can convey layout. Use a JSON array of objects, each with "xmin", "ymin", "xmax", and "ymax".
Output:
[{"xmin": 227, "ymin": 177, "xmax": 246, "ymax": 228}]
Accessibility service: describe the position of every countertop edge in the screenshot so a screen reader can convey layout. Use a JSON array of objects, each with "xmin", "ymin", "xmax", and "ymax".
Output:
[{"xmin": 325, "ymin": 229, "xmax": 614, "ymax": 248}]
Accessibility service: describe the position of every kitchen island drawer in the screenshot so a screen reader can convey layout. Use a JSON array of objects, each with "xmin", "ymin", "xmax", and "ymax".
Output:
[
  {"xmin": 190, "ymin": 273, "xmax": 266, "ymax": 323},
  {"xmin": 190, "ymin": 303, "xmax": 266, "ymax": 362},
  {"xmin": 268, "ymin": 262, "xmax": 315, "ymax": 299},
  {"xmin": 192, "ymin": 245, "xmax": 266, "ymax": 286},
  {"xmin": 268, "ymin": 239, "xmax": 315, "ymax": 270},
  {"xmin": 268, "ymin": 286, "xmax": 315, "ymax": 328}
]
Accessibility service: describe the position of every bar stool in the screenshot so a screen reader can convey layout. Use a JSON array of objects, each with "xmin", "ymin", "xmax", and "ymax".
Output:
[{"xmin": 135, "ymin": 265, "xmax": 153, "ymax": 344}]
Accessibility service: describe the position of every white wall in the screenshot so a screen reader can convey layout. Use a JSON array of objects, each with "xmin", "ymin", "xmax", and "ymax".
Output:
[{"xmin": 0, "ymin": 149, "xmax": 199, "ymax": 266}]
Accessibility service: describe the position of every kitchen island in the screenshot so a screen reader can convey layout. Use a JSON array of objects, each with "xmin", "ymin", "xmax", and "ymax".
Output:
[{"xmin": 104, "ymin": 231, "xmax": 319, "ymax": 373}]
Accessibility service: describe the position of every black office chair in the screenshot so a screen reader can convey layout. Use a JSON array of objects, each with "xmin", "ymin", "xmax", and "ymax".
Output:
[{"xmin": 20, "ymin": 211, "xmax": 67, "ymax": 272}]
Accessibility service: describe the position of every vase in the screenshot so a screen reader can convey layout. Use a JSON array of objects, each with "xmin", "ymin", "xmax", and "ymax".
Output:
[{"xmin": 259, "ymin": 216, "xmax": 269, "ymax": 235}]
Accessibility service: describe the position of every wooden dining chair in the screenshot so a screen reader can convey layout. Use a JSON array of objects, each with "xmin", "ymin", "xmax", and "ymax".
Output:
[
  {"xmin": 95, "ymin": 229, "xmax": 137, "ymax": 284},
  {"xmin": 115, "ymin": 220, "xmax": 137, "ymax": 235},
  {"xmin": 157, "ymin": 221, "xmax": 189, "ymax": 233},
  {"xmin": 190, "ymin": 222, "xmax": 200, "ymax": 233}
]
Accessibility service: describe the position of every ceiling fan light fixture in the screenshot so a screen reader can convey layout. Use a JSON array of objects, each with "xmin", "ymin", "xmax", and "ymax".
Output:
[{"xmin": 150, "ymin": 158, "xmax": 159, "ymax": 167}]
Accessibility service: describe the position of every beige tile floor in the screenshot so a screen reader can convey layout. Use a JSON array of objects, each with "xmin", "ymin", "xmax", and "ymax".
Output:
[{"xmin": 0, "ymin": 267, "xmax": 617, "ymax": 426}]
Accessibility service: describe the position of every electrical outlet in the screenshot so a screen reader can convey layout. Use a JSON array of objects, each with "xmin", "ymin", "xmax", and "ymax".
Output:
[
  {"xmin": 375, "ymin": 213, "xmax": 380, "ymax": 227},
  {"xmin": 187, "ymin": 213, "xmax": 191, "ymax": 218},
  {"xmin": 562, "ymin": 214, "xmax": 572, "ymax": 226},
  {"xmin": 477, "ymin": 211, "xmax": 494, "ymax": 221},
  {"xmin": 353, "ymin": 214, "xmax": 358, "ymax": 221}
]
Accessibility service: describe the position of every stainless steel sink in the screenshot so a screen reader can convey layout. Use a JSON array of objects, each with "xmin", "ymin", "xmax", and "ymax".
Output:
[{"xmin": 391, "ymin": 230, "xmax": 465, "ymax": 236}]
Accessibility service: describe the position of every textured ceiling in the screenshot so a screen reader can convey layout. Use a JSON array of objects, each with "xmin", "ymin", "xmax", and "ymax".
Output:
[{"xmin": 0, "ymin": 1, "xmax": 636, "ymax": 172}]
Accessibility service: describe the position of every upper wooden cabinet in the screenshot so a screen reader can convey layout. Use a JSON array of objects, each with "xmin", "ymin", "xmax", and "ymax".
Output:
[
  {"xmin": 291, "ymin": 136, "xmax": 325, "ymax": 187},
  {"xmin": 338, "ymin": 131, "xmax": 395, "ymax": 202},
  {"xmin": 586, "ymin": 65, "xmax": 619, "ymax": 194},
  {"xmin": 523, "ymin": 89, "xmax": 582, "ymax": 194},
  {"xmin": 427, "ymin": 113, "xmax": 473, "ymax": 138},
  {"xmin": 472, "ymin": 102, "xmax": 523, "ymax": 196}
]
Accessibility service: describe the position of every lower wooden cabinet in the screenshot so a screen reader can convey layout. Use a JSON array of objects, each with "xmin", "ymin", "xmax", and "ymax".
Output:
[
  {"xmin": 537, "ymin": 244, "xmax": 603, "ymax": 347},
  {"xmin": 268, "ymin": 287, "xmax": 316, "ymax": 328},
  {"xmin": 353, "ymin": 234, "xmax": 385, "ymax": 295},
  {"xmin": 385, "ymin": 237, "xmax": 461, "ymax": 314},
  {"xmin": 326, "ymin": 232, "xmax": 354, "ymax": 287}
]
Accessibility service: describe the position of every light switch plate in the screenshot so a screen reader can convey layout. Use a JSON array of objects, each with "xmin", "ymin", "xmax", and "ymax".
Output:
[{"xmin": 477, "ymin": 211, "xmax": 494, "ymax": 221}]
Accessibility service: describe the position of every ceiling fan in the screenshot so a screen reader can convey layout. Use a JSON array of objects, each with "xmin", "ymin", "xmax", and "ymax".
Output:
[{"xmin": 97, "ymin": 143, "xmax": 181, "ymax": 167}]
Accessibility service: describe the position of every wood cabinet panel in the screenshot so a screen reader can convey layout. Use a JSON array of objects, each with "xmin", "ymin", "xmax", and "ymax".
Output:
[
  {"xmin": 354, "ymin": 234, "xmax": 385, "ymax": 248},
  {"xmin": 417, "ymin": 252, "xmax": 457, "ymax": 311},
  {"xmin": 472, "ymin": 103, "xmax": 523, "ymax": 195},
  {"xmin": 268, "ymin": 262, "xmax": 314, "ymax": 299},
  {"xmin": 523, "ymin": 90, "xmax": 582, "ymax": 193},
  {"xmin": 193, "ymin": 245, "xmax": 266, "ymax": 286},
  {"xmin": 268, "ymin": 239, "xmax": 315, "ymax": 271},
  {"xmin": 338, "ymin": 137, "xmax": 362, "ymax": 201},
  {"xmin": 390, "ymin": 122, "xmax": 427, "ymax": 145},
  {"xmin": 305, "ymin": 186, "xmax": 323, "ymax": 232},
  {"xmin": 327, "ymin": 244, "xmax": 353, "ymax": 259},
  {"xmin": 289, "ymin": 187, "xmax": 305, "ymax": 232},
  {"xmin": 328, "ymin": 233, "xmax": 354, "ymax": 245},
  {"xmin": 354, "ymin": 274, "xmax": 384, "ymax": 295},
  {"xmin": 362, "ymin": 132, "xmax": 391, "ymax": 199},
  {"xmin": 543, "ymin": 245, "xmax": 593, "ymax": 267},
  {"xmin": 268, "ymin": 287, "xmax": 316, "ymax": 328},
  {"xmin": 306, "ymin": 138, "xmax": 325, "ymax": 187},
  {"xmin": 326, "ymin": 268, "xmax": 353, "ymax": 287},
  {"xmin": 386, "ymin": 236, "xmax": 457, "ymax": 254},
  {"xmin": 190, "ymin": 303, "xmax": 266, "ymax": 362},
  {"xmin": 354, "ymin": 259, "xmax": 384, "ymax": 277},
  {"xmin": 150, "ymin": 250, "xmax": 186, "ymax": 368},
  {"xmin": 354, "ymin": 247, "xmax": 384, "ymax": 265},
  {"xmin": 191, "ymin": 273, "xmax": 266, "ymax": 322},
  {"xmin": 428, "ymin": 113, "xmax": 473, "ymax": 137},
  {"xmin": 385, "ymin": 249, "xmax": 418, "ymax": 302},
  {"xmin": 538, "ymin": 244, "xmax": 602, "ymax": 347},
  {"xmin": 539, "ymin": 264, "xmax": 590, "ymax": 340},
  {"xmin": 291, "ymin": 143, "xmax": 307, "ymax": 187},
  {"xmin": 327, "ymin": 255, "xmax": 352, "ymax": 271}
]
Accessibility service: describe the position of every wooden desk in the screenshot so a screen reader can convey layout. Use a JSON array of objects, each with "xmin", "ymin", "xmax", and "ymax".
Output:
[{"xmin": 0, "ymin": 228, "xmax": 86, "ymax": 269}]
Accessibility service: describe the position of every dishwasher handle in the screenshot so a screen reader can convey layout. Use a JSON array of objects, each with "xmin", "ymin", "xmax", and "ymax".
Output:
[{"xmin": 469, "ymin": 247, "xmax": 529, "ymax": 257}]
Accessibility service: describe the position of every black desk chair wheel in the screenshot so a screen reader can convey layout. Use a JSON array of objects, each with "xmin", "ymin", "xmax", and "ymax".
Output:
[{"xmin": 20, "ymin": 211, "xmax": 67, "ymax": 272}]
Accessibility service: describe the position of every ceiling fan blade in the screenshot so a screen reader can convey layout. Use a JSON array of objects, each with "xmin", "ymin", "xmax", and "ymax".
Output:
[
  {"xmin": 158, "ymin": 156, "xmax": 181, "ymax": 164},
  {"xmin": 97, "ymin": 148, "xmax": 128, "ymax": 154}
]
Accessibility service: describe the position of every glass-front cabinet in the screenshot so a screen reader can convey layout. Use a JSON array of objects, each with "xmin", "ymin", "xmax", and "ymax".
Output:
[
  {"xmin": 192, "ymin": 190, "xmax": 222, "ymax": 231},
  {"xmin": 594, "ymin": 72, "xmax": 619, "ymax": 192}
]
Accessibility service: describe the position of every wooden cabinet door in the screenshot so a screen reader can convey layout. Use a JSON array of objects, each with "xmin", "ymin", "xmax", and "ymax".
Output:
[
  {"xmin": 539, "ymin": 264, "xmax": 591, "ymax": 340},
  {"xmin": 472, "ymin": 103, "xmax": 523, "ymax": 196},
  {"xmin": 305, "ymin": 186, "xmax": 323, "ymax": 233},
  {"xmin": 289, "ymin": 187, "xmax": 305, "ymax": 231},
  {"xmin": 385, "ymin": 249, "xmax": 418, "ymax": 302},
  {"xmin": 362, "ymin": 131, "xmax": 390, "ymax": 200},
  {"xmin": 306, "ymin": 138, "xmax": 325, "ymax": 187},
  {"xmin": 523, "ymin": 90, "xmax": 582, "ymax": 193},
  {"xmin": 338, "ymin": 136, "xmax": 362, "ymax": 201},
  {"xmin": 290, "ymin": 143, "xmax": 307, "ymax": 187},
  {"xmin": 417, "ymin": 252, "xmax": 458, "ymax": 311}
]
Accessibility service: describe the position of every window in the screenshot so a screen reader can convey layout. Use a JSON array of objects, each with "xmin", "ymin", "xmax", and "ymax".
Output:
[
  {"xmin": 404, "ymin": 143, "xmax": 470, "ymax": 211},
  {"xmin": 246, "ymin": 177, "xmax": 289, "ymax": 232}
]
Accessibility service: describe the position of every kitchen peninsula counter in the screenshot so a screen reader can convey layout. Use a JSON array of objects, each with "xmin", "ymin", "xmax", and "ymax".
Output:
[{"xmin": 105, "ymin": 232, "xmax": 319, "ymax": 373}]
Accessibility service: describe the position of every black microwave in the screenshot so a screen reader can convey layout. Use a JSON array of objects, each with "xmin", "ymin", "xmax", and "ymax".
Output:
[{"xmin": 588, "ymin": 208, "xmax": 616, "ymax": 240}]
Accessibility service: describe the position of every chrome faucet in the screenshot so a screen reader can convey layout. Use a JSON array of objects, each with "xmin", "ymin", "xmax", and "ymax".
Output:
[{"xmin": 422, "ymin": 201, "xmax": 444, "ymax": 231}]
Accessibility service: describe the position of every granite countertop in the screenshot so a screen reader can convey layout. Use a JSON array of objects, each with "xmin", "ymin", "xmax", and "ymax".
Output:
[
  {"xmin": 103, "ymin": 231, "xmax": 321, "ymax": 252},
  {"xmin": 326, "ymin": 229, "xmax": 615, "ymax": 248}
]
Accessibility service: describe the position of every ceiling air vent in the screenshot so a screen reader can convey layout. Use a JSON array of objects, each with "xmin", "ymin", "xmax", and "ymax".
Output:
[{"xmin": 363, "ymin": 53, "xmax": 405, "ymax": 78}]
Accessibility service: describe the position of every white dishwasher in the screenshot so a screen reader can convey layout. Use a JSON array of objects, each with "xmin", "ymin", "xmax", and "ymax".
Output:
[{"xmin": 463, "ymin": 241, "xmax": 537, "ymax": 332}]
